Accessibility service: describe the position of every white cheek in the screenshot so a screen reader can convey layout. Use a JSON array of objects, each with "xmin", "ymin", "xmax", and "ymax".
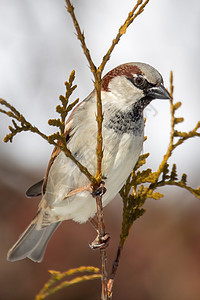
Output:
[{"xmin": 107, "ymin": 76, "xmax": 144, "ymax": 109}]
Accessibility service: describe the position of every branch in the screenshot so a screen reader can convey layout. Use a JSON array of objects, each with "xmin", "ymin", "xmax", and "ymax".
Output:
[
  {"xmin": 65, "ymin": 2, "xmax": 151, "ymax": 298},
  {"xmin": 35, "ymin": 266, "xmax": 101, "ymax": 300},
  {"xmin": 96, "ymin": 0, "xmax": 149, "ymax": 181},
  {"xmin": 0, "ymin": 99, "xmax": 48, "ymax": 143},
  {"xmin": 65, "ymin": 0, "xmax": 150, "ymax": 183},
  {"xmin": 65, "ymin": 0, "xmax": 97, "ymax": 75},
  {"xmin": 65, "ymin": 0, "xmax": 103, "ymax": 182},
  {"xmin": 95, "ymin": 190, "xmax": 108, "ymax": 299},
  {"xmin": 99, "ymin": 0, "xmax": 150, "ymax": 73},
  {"xmin": 0, "ymin": 71, "xmax": 96, "ymax": 184},
  {"xmin": 108, "ymin": 70, "xmax": 200, "ymax": 297},
  {"xmin": 151, "ymin": 70, "xmax": 175, "ymax": 183},
  {"xmin": 173, "ymin": 121, "xmax": 200, "ymax": 148},
  {"xmin": 155, "ymin": 180, "xmax": 200, "ymax": 200}
]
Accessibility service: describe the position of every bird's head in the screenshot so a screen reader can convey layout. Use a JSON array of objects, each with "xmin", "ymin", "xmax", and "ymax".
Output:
[{"xmin": 101, "ymin": 62, "xmax": 171, "ymax": 110}]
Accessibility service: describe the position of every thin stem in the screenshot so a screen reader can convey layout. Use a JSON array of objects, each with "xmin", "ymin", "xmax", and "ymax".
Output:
[
  {"xmin": 65, "ymin": 0, "xmax": 150, "ymax": 183},
  {"xmin": 65, "ymin": 2, "xmax": 151, "ymax": 299},
  {"xmin": 65, "ymin": 2, "xmax": 107, "ymax": 298},
  {"xmin": 96, "ymin": 194, "xmax": 108, "ymax": 300},
  {"xmin": 65, "ymin": 0, "xmax": 96, "ymax": 75},
  {"xmin": 101, "ymin": 249, "xmax": 108, "ymax": 300},
  {"xmin": 65, "ymin": 0, "xmax": 103, "ymax": 183},
  {"xmin": 155, "ymin": 180, "xmax": 200, "ymax": 200},
  {"xmin": 99, "ymin": 0, "xmax": 150, "ymax": 74},
  {"xmin": 153, "ymin": 71, "xmax": 175, "ymax": 182},
  {"xmin": 95, "ymin": 72, "xmax": 103, "ymax": 182},
  {"xmin": 108, "ymin": 245, "xmax": 123, "ymax": 299}
]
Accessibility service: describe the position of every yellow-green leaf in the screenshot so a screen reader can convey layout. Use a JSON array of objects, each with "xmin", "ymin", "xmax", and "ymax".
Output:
[{"xmin": 147, "ymin": 191, "xmax": 164, "ymax": 200}]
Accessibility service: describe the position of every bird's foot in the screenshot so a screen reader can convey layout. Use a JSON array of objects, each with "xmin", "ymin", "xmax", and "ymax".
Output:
[
  {"xmin": 89, "ymin": 233, "xmax": 110, "ymax": 250},
  {"xmin": 92, "ymin": 181, "xmax": 106, "ymax": 197}
]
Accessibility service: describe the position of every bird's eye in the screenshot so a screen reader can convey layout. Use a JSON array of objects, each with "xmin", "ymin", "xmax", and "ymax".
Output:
[{"xmin": 133, "ymin": 75, "xmax": 146, "ymax": 88}]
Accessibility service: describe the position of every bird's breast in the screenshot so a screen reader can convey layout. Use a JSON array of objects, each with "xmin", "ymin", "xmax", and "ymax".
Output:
[
  {"xmin": 104, "ymin": 104, "xmax": 144, "ymax": 136},
  {"xmin": 42, "ymin": 98, "xmax": 145, "ymax": 223}
]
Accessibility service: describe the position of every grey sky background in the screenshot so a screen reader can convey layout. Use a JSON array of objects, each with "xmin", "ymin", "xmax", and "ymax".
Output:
[{"xmin": 0, "ymin": 0, "xmax": 199, "ymax": 190}]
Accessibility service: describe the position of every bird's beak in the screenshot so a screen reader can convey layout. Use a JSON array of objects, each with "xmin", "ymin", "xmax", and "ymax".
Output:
[{"xmin": 147, "ymin": 84, "xmax": 171, "ymax": 100}]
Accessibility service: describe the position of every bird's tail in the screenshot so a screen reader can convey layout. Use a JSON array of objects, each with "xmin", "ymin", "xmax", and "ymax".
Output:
[{"xmin": 7, "ymin": 220, "xmax": 61, "ymax": 263}]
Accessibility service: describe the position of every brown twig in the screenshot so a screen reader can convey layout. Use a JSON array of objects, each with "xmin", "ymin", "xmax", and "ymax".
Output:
[
  {"xmin": 150, "ymin": 71, "xmax": 175, "ymax": 184},
  {"xmin": 107, "ymin": 245, "xmax": 122, "ymax": 299},
  {"xmin": 95, "ymin": 71, "xmax": 104, "ymax": 182},
  {"xmin": 96, "ymin": 193, "xmax": 108, "ymax": 299},
  {"xmin": 65, "ymin": 0, "xmax": 150, "ymax": 184},
  {"xmin": 96, "ymin": 0, "xmax": 150, "ymax": 181},
  {"xmin": 99, "ymin": 0, "xmax": 150, "ymax": 73},
  {"xmin": 65, "ymin": 0, "xmax": 96, "ymax": 75},
  {"xmin": 65, "ymin": 3, "xmax": 107, "ymax": 298},
  {"xmin": 65, "ymin": 0, "xmax": 103, "ymax": 183}
]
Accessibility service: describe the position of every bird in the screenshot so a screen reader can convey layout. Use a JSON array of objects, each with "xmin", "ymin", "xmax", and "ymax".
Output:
[{"xmin": 7, "ymin": 62, "xmax": 171, "ymax": 263}]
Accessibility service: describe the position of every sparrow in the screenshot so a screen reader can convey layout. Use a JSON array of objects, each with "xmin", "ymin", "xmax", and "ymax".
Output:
[{"xmin": 7, "ymin": 62, "xmax": 171, "ymax": 262}]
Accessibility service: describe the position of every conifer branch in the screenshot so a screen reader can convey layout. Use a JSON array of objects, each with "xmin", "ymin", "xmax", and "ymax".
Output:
[
  {"xmin": 65, "ymin": 3, "xmax": 151, "ymax": 294},
  {"xmin": 65, "ymin": 0, "xmax": 150, "ymax": 183},
  {"xmin": 108, "ymin": 70, "xmax": 200, "ymax": 297},
  {"xmin": 0, "ymin": 72, "xmax": 95, "ymax": 184},
  {"xmin": 35, "ymin": 266, "xmax": 101, "ymax": 300}
]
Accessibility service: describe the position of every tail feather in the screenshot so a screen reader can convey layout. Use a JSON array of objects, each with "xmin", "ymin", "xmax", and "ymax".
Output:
[{"xmin": 7, "ymin": 221, "xmax": 61, "ymax": 263}]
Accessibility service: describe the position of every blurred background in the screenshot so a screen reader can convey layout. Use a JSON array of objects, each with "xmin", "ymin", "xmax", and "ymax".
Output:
[{"xmin": 0, "ymin": 0, "xmax": 200, "ymax": 299}]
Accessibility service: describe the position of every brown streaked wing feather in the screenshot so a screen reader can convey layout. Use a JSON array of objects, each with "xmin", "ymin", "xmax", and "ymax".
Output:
[
  {"xmin": 41, "ymin": 91, "xmax": 94, "ymax": 195},
  {"xmin": 42, "ymin": 118, "xmax": 73, "ymax": 195}
]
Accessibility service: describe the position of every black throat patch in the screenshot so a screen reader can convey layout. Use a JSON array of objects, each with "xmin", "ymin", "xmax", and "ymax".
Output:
[{"xmin": 105, "ymin": 96, "xmax": 152, "ymax": 135}]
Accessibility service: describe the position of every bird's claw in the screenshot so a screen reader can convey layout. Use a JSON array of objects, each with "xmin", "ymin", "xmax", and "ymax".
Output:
[
  {"xmin": 89, "ymin": 233, "xmax": 110, "ymax": 250},
  {"xmin": 92, "ymin": 181, "xmax": 106, "ymax": 197}
]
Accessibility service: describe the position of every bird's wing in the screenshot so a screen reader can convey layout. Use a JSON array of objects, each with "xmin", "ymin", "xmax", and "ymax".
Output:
[
  {"xmin": 26, "ymin": 179, "xmax": 44, "ymax": 197},
  {"xmin": 42, "ymin": 117, "xmax": 73, "ymax": 195},
  {"xmin": 42, "ymin": 93, "xmax": 94, "ymax": 195},
  {"xmin": 25, "ymin": 92, "xmax": 94, "ymax": 198},
  {"xmin": 25, "ymin": 117, "xmax": 73, "ymax": 197}
]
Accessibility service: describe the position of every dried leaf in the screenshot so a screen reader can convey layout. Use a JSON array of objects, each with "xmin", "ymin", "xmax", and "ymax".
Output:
[
  {"xmin": 59, "ymin": 95, "xmax": 67, "ymax": 107},
  {"xmin": 48, "ymin": 119, "xmax": 62, "ymax": 127},
  {"xmin": 173, "ymin": 102, "xmax": 182, "ymax": 110},
  {"xmin": 3, "ymin": 133, "xmax": 13, "ymax": 143},
  {"xmin": 146, "ymin": 191, "xmax": 164, "ymax": 200},
  {"xmin": 56, "ymin": 105, "xmax": 64, "ymax": 114},
  {"xmin": 135, "ymin": 169, "xmax": 156, "ymax": 184},
  {"xmin": 162, "ymin": 163, "xmax": 170, "ymax": 181},
  {"xmin": 119, "ymin": 24, "xmax": 127, "ymax": 35},
  {"xmin": 132, "ymin": 207, "xmax": 146, "ymax": 220},
  {"xmin": 68, "ymin": 69, "xmax": 75, "ymax": 83},
  {"xmin": 170, "ymin": 164, "xmax": 178, "ymax": 181},
  {"xmin": 174, "ymin": 117, "xmax": 184, "ymax": 124},
  {"xmin": 181, "ymin": 173, "xmax": 187, "ymax": 185},
  {"xmin": 174, "ymin": 130, "xmax": 188, "ymax": 137},
  {"xmin": 134, "ymin": 153, "xmax": 149, "ymax": 171},
  {"xmin": 66, "ymin": 98, "xmax": 79, "ymax": 112}
]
